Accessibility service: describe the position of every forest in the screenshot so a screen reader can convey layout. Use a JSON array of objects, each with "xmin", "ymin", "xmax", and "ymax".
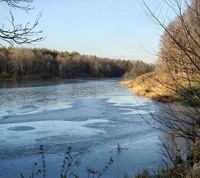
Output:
[{"xmin": 0, "ymin": 47, "xmax": 154, "ymax": 80}]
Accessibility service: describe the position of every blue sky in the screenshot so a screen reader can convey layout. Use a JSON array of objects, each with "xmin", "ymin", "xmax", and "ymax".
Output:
[{"xmin": 0, "ymin": 0, "xmax": 169, "ymax": 63}]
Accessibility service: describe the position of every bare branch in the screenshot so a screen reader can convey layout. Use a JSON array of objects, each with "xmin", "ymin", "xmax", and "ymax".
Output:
[
  {"xmin": 0, "ymin": 0, "xmax": 44, "ymax": 45},
  {"xmin": 0, "ymin": 11, "xmax": 43, "ymax": 45},
  {"xmin": 0, "ymin": 0, "xmax": 33, "ymax": 12}
]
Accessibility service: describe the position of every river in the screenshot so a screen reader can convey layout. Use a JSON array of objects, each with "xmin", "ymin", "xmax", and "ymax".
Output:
[{"xmin": 0, "ymin": 78, "xmax": 163, "ymax": 178}]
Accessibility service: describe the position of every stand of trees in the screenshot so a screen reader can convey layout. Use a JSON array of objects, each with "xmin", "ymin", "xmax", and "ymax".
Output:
[
  {"xmin": 0, "ymin": 47, "xmax": 154, "ymax": 80},
  {"xmin": 139, "ymin": 0, "xmax": 200, "ymax": 176},
  {"xmin": 139, "ymin": 0, "xmax": 200, "ymax": 139}
]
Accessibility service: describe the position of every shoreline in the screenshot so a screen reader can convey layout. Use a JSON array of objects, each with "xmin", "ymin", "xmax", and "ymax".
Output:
[{"xmin": 120, "ymin": 72, "xmax": 179, "ymax": 104}]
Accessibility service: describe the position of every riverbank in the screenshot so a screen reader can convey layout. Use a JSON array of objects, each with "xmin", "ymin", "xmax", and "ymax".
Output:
[
  {"xmin": 121, "ymin": 72, "xmax": 176, "ymax": 103},
  {"xmin": 121, "ymin": 72, "xmax": 200, "ymax": 106}
]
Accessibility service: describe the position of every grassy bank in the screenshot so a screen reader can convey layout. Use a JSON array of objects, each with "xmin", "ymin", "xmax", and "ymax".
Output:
[
  {"xmin": 121, "ymin": 72, "xmax": 176, "ymax": 103},
  {"xmin": 121, "ymin": 72, "xmax": 200, "ymax": 105}
]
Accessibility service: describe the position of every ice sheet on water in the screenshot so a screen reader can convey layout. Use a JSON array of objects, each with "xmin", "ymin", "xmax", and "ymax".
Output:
[
  {"xmin": 0, "ymin": 119, "xmax": 109, "ymax": 145},
  {"xmin": 0, "ymin": 79, "xmax": 164, "ymax": 178},
  {"xmin": 107, "ymin": 95, "xmax": 153, "ymax": 115},
  {"xmin": 18, "ymin": 104, "xmax": 38, "ymax": 113},
  {"xmin": 0, "ymin": 111, "xmax": 9, "ymax": 121},
  {"xmin": 107, "ymin": 95, "xmax": 150, "ymax": 106},
  {"xmin": 0, "ymin": 100, "xmax": 72, "ymax": 117}
]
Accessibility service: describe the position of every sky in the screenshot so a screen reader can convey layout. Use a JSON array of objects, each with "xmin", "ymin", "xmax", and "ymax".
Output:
[{"xmin": 0, "ymin": 0, "xmax": 170, "ymax": 63}]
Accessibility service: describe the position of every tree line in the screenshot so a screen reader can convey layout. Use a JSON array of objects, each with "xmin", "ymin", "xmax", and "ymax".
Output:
[{"xmin": 0, "ymin": 47, "xmax": 154, "ymax": 80}]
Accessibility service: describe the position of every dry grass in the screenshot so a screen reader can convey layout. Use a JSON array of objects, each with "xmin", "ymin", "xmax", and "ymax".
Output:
[{"xmin": 121, "ymin": 72, "xmax": 200, "ymax": 103}]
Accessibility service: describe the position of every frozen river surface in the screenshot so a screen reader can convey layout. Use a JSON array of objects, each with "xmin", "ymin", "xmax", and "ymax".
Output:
[{"xmin": 0, "ymin": 79, "xmax": 162, "ymax": 178}]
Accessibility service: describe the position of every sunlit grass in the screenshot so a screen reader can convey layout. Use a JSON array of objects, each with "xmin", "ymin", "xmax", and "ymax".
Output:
[{"xmin": 121, "ymin": 72, "xmax": 200, "ymax": 105}]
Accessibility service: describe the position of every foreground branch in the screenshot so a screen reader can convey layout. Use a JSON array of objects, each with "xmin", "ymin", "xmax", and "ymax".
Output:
[{"xmin": 0, "ymin": 12, "xmax": 43, "ymax": 45}]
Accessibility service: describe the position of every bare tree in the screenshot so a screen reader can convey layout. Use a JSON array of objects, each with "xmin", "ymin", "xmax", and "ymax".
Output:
[
  {"xmin": 0, "ymin": 0, "xmax": 43, "ymax": 46},
  {"xmin": 141, "ymin": 0, "xmax": 200, "ymax": 143},
  {"xmin": 136, "ymin": 2, "xmax": 200, "ymax": 175}
]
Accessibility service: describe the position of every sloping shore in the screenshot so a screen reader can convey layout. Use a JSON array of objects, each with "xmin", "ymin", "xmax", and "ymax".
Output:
[{"xmin": 121, "ymin": 72, "xmax": 177, "ymax": 103}]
